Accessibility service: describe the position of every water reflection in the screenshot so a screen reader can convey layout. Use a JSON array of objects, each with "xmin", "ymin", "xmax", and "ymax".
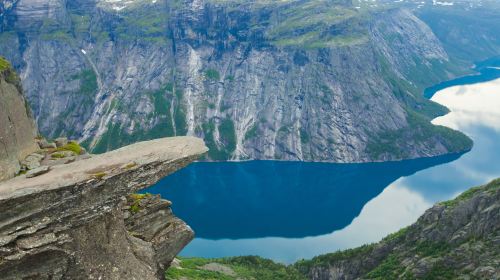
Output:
[
  {"xmin": 145, "ymin": 67, "xmax": 500, "ymax": 263},
  {"xmin": 146, "ymin": 154, "xmax": 460, "ymax": 239},
  {"xmin": 424, "ymin": 56, "xmax": 500, "ymax": 98},
  {"xmin": 182, "ymin": 183, "xmax": 432, "ymax": 263}
]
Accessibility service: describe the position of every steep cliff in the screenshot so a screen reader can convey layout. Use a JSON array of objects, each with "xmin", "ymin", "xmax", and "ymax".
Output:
[
  {"xmin": 0, "ymin": 0, "xmax": 480, "ymax": 162},
  {"xmin": 0, "ymin": 56, "xmax": 38, "ymax": 181},
  {"xmin": 0, "ymin": 137, "xmax": 208, "ymax": 279},
  {"xmin": 295, "ymin": 178, "xmax": 500, "ymax": 280}
]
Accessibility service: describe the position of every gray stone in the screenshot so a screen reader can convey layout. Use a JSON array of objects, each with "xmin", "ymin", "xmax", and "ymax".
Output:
[
  {"xmin": 54, "ymin": 137, "xmax": 68, "ymax": 147},
  {"xmin": 77, "ymin": 154, "xmax": 92, "ymax": 160},
  {"xmin": 25, "ymin": 166, "xmax": 51, "ymax": 178},
  {"xmin": 0, "ymin": 137, "xmax": 208, "ymax": 280},
  {"xmin": 16, "ymin": 233, "xmax": 58, "ymax": 249},
  {"xmin": 20, "ymin": 153, "xmax": 44, "ymax": 170},
  {"xmin": 38, "ymin": 139, "xmax": 56, "ymax": 149},
  {"xmin": 50, "ymin": 150, "xmax": 76, "ymax": 158},
  {"xmin": 44, "ymin": 157, "xmax": 75, "ymax": 166},
  {"xmin": 201, "ymin": 263, "xmax": 237, "ymax": 276}
]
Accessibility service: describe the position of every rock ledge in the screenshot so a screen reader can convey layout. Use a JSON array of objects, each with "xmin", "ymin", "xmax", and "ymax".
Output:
[{"xmin": 0, "ymin": 136, "xmax": 208, "ymax": 279}]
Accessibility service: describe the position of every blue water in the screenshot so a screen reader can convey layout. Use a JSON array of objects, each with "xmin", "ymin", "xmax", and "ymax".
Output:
[
  {"xmin": 145, "ymin": 154, "xmax": 461, "ymax": 240},
  {"xmin": 424, "ymin": 56, "xmax": 500, "ymax": 98},
  {"xmin": 144, "ymin": 61, "xmax": 500, "ymax": 263}
]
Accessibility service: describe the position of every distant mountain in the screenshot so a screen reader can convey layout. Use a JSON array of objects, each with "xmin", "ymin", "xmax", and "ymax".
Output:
[{"xmin": 1, "ymin": 0, "xmax": 497, "ymax": 161}]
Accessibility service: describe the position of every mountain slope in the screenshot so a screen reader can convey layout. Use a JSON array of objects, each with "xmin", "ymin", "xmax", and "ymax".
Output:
[
  {"xmin": 0, "ymin": 0, "xmax": 488, "ymax": 161},
  {"xmin": 295, "ymin": 178, "xmax": 500, "ymax": 279}
]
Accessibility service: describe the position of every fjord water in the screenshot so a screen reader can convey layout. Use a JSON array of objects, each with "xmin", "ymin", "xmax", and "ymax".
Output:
[{"xmin": 145, "ymin": 68, "xmax": 500, "ymax": 263}]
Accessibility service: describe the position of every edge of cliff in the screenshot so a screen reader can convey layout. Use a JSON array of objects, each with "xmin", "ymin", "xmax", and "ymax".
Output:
[{"xmin": 0, "ymin": 136, "xmax": 208, "ymax": 279}]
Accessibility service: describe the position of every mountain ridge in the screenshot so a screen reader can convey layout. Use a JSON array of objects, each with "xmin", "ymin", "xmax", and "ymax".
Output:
[{"xmin": 1, "ymin": 0, "xmax": 497, "ymax": 161}]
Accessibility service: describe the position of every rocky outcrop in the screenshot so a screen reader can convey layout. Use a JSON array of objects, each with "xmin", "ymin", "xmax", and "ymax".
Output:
[
  {"xmin": 295, "ymin": 178, "xmax": 500, "ymax": 279},
  {"xmin": 0, "ymin": 0, "xmax": 484, "ymax": 162},
  {"xmin": 0, "ymin": 136, "xmax": 208, "ymax": 279},
  {"xmin": 0, "ymin": 56, "xmax": 38, "ymax": 181}
]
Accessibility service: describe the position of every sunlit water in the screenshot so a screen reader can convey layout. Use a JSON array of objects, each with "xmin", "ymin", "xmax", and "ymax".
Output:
[{"xmin": 145, "ymin": 66, "xmax": 500, "ymax": 264}]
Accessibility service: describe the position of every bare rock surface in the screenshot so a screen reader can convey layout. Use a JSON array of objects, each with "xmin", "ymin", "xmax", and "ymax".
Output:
[
  {"xmin": 0, "ymin": 136, "xmax": 208, "ymax": 279},
  {"xmin": 25, "ymin": 165, "xmax": 50, "ymax": 178},
  {"xmin": 0, "ymin": 58, "xmax": 38, "ymax": 181},
  {"xmin": 0, "ymin": 1, "xmax": 479, "ymax": 162}
]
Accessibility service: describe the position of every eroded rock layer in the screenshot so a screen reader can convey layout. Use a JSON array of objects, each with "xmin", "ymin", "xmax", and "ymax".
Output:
[{"xmin": 0, "ymin": 137, "xmax": 207, "ymax": 279}]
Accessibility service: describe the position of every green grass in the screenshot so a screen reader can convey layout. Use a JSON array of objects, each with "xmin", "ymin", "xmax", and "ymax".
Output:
[
  {"xmin": 92, "ymin": 118, "xmax": 177, "ymax": 154},
  {"xmin": 166, "ymin": 256, "xmax": 306, "ymax": 280},
  {"xmin": 40, "ymin": 30, "xmax": 73, "ymax": 41},
  {"xmin": 266, "ymin": 0, "xmax": 370, "ymax": 49},
  {"xmin": 375, "ymin": 52, "xmax": 450, "ymax": 119},
  {"xmin": 295, "ymin": 243, "xmax": 376, "ymax": 273},
  {"xmin": 92, "ymin": 172, "xmax": 106, "ymax": 180},
  {"xmin": 0, "ymin": 56, "xmax": 11, "ymax": 71},
  {"xmin": 174, "ymin": 90, "xmax": 188, "ymax": 135},
  {"xmin": 56, "ymin": 141, "xmax": 83, "ymax": 155},
  {"xmin": 219, "ymin": 119, "xmax": 237, "ymax": 153},
  {"xmin": 70, "ymin": 69, "xmax": 98, "ymax": 97},
  {"xmin": 51, "ymin": 152, "xmax": 68, "ymax": 159},
  {"xmin": 414, "ymin": 241, "xmax": 450, "ymax": 258},
  {"xmin": 128, "ymin": 193, "xmax": 152, "ymax": 214},
  {"xmin": 244, "ymin": 124, "xmax": 258, "ymax": 140},
  {"xmin": 365, "ymin": 254, "xmax": 405, "ymax": 280},
  {"xmin": 440, "ymin": 178, "xmax": 500, "ymax": 208},
  {"xmin": 267, "ymin": 1, "xmax": 356, "ymax": 37},
  {"xmin": 202, "ymin": 119, "xmax": 237, "ymax": 160},
  {"xmin": 0, "ymin": 56, "xmax": 20, "ymax": 85},
  {"xmin": 382, "ymin": 226, "xmax": 410, "ymax": 242},
  {"xmin": 421, "ymin": 262, "xmax": 457, "ymax": 280},
  {"xmin": 300, "ymin": 128, "xmax": 310, "ymax": 144},
  {"xmin": 205, "ymin": 69, "xmax": 221, "ymax": 81},
  {"xmin": 365, "ymin": 110, "xmax": 473, "ymax": 160},
  {"xmin": 113, "ymin": 8, "xmax": 169, "ymax": 43}
]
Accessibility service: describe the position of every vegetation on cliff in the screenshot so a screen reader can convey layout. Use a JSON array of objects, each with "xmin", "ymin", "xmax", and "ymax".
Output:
[
  {"xmin": 294, "ymin": 178, "xmax": 500, "ymax": 279},
  {"xmin": 0, "ymin": 56, "xmax": 10, "ymax": 71},
  {"xmin": 166, "ymin": 256, "xmax": 305, "ymax": 280},
  {"xmin": 1, "ymin": 0, "xmax": 493, "ymax": 162}
]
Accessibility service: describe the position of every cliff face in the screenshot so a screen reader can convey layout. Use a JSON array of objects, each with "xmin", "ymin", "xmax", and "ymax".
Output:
[
  {"xmin": 0, "ymin": 0, "xmax": 478, "ymax": 162},
  {"xmin": 295, "ymin": 179, "xmax": 500, "ymax": 280},
  {"xmin": 0, "ymin": 137, "xmax": 208, "ymax": 279},
  {"xmin": 0, "ymin": 56, "xmax": 38, "ymax": 181}
]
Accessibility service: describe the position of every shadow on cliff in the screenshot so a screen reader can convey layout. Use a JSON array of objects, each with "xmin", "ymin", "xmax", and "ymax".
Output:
[{"xmin": 144, "ymin": 153, "xmax": 462, "ymax": 239}]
